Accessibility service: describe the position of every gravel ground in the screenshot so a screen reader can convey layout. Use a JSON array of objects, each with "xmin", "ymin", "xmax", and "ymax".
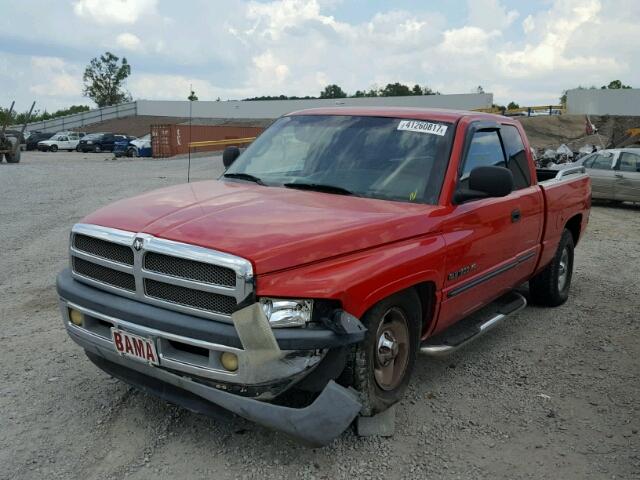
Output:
[{"xmin": 1, "ymin": 151, "xmax": 638, "ymax": 480}]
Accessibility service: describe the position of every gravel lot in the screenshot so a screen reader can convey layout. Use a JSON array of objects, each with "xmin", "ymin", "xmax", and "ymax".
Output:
[{"xmin": 1, "ymin": 151, "xmax": 638, "ymax": 480}]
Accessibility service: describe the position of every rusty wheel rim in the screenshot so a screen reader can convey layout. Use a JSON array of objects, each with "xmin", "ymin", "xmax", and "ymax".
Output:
[{"xmin": 373, "ymin": 307, "xmax": 410, "ymax": 391}]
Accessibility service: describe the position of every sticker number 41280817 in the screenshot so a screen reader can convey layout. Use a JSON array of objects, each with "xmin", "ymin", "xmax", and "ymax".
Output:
[{"xmin": 397, "ymin": 120, "xmax": 448, "ymax": 136}]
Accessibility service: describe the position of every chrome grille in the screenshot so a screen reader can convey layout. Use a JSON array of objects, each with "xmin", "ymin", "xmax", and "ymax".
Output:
[
  {"xmin": 144, "ymin": 252, "xmax": 236, "ymax": 287},
  {"xmin": 73, "ymin": 257, "xmax": 136, "ymax": 291},
  {"xmin": 74, "ymin": 234, "xmax": 134, "ymax": 265},
  {"xmin": 69, "ymin": 224, "xmax": 253, "ymax": 323},
  {"xmin": 145, "ymin": 279, "xmax": 236, "ymax": 315}
]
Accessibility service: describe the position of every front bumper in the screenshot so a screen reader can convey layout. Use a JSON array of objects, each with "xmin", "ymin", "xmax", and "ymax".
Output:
[{"xmin": 57, "ymin": 270, "xmax": 365, "ymax": 445}]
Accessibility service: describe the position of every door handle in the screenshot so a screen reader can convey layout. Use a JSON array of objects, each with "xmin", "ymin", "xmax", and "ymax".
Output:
[{"xmin": 511, "ymin": 209, "xmax": 521, "ymax": 223}]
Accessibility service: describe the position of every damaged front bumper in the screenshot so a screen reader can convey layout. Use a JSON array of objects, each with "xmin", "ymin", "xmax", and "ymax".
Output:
[{"xmin": 57, "ymin": 269, "xmax": 365, "ymax": 446}]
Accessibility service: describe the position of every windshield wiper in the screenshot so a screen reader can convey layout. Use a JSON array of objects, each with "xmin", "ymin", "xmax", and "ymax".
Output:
[
  {"xmin": 283, "ymin": 182, "xmax": 353, "ymax": 196},
  {"xmin": 223, "ymin": 172, "xmax": 265, "ymax": 185}
]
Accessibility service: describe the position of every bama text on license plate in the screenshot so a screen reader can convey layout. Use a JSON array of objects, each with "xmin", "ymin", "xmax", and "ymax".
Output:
[{"xmin": 111, "ymin": 329, "xmax": 159, "ymax": 366}]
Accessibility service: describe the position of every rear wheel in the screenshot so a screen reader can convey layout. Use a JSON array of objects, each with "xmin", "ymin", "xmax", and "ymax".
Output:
[
  {"xmin": 529, "ymin": 228, "xmax": 574, "ymax": 307},
  {"xmin": 346, "ymin": 289, "xmax": 421, "ymax": 416}
]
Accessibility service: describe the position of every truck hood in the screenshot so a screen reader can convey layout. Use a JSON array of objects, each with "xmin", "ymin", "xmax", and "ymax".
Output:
[{"xmin": 82, "ymin": 180, "xmax": 444, "ymax": 274}]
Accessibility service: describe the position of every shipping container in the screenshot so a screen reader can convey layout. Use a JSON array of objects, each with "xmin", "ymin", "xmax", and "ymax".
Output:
[{"xmin": 150, "ymin": 124, "xmax": 264, "ymax": 157}]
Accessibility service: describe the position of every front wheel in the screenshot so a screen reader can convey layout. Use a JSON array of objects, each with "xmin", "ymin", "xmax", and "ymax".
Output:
[
  {"xmin": 94, "ymin": 145, "xmax": 101, "ymax": 153},
  {"xmin": 49, "ymin": 144, "xmax": 58, "ymax": 152},
  {"xmin": 529, "ymin": 228, "xmax": 574, "ymax": 307},
  {"xmin": 5, "ymin": 149, "xmax": 20, "ymax": 163},
  {"xmin": 346, "ymin": 289, "xmax": 421, "ymax": 416}
]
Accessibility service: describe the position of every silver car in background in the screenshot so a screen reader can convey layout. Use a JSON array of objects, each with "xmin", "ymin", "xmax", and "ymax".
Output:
[{"xmin": 574, "ymin": 149, "xmax": 640, "ymax": 203}]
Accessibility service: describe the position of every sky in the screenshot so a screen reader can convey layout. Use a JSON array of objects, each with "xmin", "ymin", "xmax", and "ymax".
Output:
[{"xmin": 0, "ymin": 0, "xmax": 638, "ymax": 113}]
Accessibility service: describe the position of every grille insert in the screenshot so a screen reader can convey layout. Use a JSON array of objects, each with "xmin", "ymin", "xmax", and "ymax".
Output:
[
  {"xmin": 145, "ymin": 279, "xmax": 236, "ymax": 315},
  {"xmin": 74, "ymin": 234, "xmax": 134, "ymax": 265},
  {"xmin": 73, "ymin": 257, "xmax": 135, "ymax": 291},
  {"xmin": 144, "ymin": 252, "xmax": 236, "ymax": 287}
]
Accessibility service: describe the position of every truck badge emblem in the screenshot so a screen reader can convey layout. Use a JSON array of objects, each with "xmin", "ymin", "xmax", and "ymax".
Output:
[{"xmin": 133, "ymin": 238, "xmax": 143, "ymax": 251}]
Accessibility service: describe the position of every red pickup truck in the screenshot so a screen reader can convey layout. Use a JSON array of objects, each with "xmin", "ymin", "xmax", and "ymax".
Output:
[{"xmin": 57, "ymin": 108, "xmax": 591, "ymax": 446}]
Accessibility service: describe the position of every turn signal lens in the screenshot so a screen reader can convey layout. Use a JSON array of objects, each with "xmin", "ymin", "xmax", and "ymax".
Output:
[
  {"xmin": 220, "ymin": 352, "xmax": 238, "ymax": 372},
  {"xmin": 69, "ymin": 309, "xmax": 84, "ymax": 326}
]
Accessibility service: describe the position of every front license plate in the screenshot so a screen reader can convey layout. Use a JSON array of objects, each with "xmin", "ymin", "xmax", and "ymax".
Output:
[{"xmin": 111, "ymin": 328, "xmax": 159, "ymax": 366}]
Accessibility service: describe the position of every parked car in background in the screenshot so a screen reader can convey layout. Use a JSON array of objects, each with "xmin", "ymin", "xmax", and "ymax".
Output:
[
  {"xmin": 112, "ymin": 135, "xmax": 138, "ymax": 157},
  {"xmin": 38, "ymin": 132, "xmax": 83, "ymax": 152},
  {"xmin": 26, "ymin": 132, "xmax": 54, "ymax": 151},
  {"xmin": 77, "ymin": 133, "xmax": 120, "ymax": 153},
  {"xmin": 573, "ymin": 148, "xmax": 640, "ymax": 203},
  {"xmin": 123, "ymin": 134, "xmax": 151, "ymax": 157}
]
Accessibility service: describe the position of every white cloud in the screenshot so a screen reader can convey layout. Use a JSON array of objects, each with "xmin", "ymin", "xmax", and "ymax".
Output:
[
  {"xmin": 496, "ymin": 0, "xmax": 622, "ymax": 77},
  {"xmin": 116, "ymin": 32, "xmax": 143, "ymax": 51},
  {"xmin": 438, "ymin": 26, "xmax": 500, "ymax": 55},
  {"xmin": 28, "ymin": 56, "xmax": 83, "ymax": 98},
  {"xmin": 467, "ymin": 0, "xmax": 519, "ymax": 30},
  {"xmin": 522, "ymin": 15, "xmax": 535, "ymax": 34},
  {"xmin": 73, "ymin": 0, "xmax": 157, "ymax": 25},
  {"xmin": 251, "ymin": 51, "xmax": 290, "ymax": 85}
]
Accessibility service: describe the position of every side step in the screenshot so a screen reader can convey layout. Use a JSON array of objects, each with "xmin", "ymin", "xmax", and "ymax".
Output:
[{"xmin": 420, "ymin": 291, "xmax": 527, "ymax": 357}]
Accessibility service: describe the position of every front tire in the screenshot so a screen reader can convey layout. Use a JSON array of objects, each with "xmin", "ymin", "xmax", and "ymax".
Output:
[
  {"xmin": 50, "ymin": 144, "xmax": 58, "ymax": 152},
  {"xmin": 5, "ymin": 149, "xmax": 21, "ymax": 163},
  {"xmin": 347, "ymin": 289, "xmax": 421, "ymax": 416},
  {"xmin": 94, "ymin": 145, "xmax": 101, "ymax": 153},
  {"xmin": 529, "ymin": 229, "xmax": 574, "ymax": 307}
]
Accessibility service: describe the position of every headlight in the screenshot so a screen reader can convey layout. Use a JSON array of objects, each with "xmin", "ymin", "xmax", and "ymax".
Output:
[
  {"xmin": 260, "ymin": 298, "xmax": 313, "ymax": 328},
  {"xmin": 86, "ymin": 140, "xmax": 93, "ymax": 144}
]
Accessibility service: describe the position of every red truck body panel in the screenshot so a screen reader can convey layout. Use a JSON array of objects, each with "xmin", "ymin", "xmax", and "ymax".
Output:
[{"xmin": 81, "ymin": 107, "xmax": 590, "ymax": 340}]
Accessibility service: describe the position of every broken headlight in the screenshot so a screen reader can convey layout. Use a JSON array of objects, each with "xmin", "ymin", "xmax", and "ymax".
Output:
[{"xmin": 259, "ymin": 298, "xmax": 313, "ymax": 328}]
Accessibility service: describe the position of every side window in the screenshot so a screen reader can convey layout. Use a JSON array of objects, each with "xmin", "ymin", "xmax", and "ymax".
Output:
[
  {"xmin": 461, "ymin": 130, "xmax": 506, "ymax": 181},
  {"xmin": 582, "ymin": 154, "xmax": 596, "ymax": 168},
  {"xmin": 619, "ymin": 153, "xmax": 640, "ymax": 172},
  {"xmin": 500, "ymin": 125, "xmax": 531, "ymax": 189},
  {"xmin": 591, "ymin": 154, "xmax": 614, "ymax": 170}
]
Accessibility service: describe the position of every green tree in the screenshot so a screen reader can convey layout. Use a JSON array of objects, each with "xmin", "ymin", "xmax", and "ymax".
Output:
[
  {"xmin": 82, "ymin": 52, "xmax": 132, "ymax": 107},
  {"xmin": 320, "ymin": 84, "xmax": 347, "ymax": 99},
  {"xmin": 601, "ymin": 79, "xmax": 632, "ymax": 89},
  {"xmin": 412, "ymin": 84, "xmax": 423, "ymax": 95},
  {"xmin": 507, "ymin": 101, "xmax": 520, "ymax": 110},
  {"xmin": 380, "ymin": 82, "xmax": 412, "ymax": 96},
  {"xmin": 188, "ymin": 90, "xmax": 198, "ymax": 101}
]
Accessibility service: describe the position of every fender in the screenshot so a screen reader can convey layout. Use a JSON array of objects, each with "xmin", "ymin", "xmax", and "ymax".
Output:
[{"xmin": 257, "ymin": 233, "xmax": 446, "ymax": 320}]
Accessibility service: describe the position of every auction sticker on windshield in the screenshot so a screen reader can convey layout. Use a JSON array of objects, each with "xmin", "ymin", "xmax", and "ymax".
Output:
[
  {"xmin": 112, "ymin": 328, "xmax": 159, "ymax": 365},
  {"xmin": 397, "ymin": 120, "xmax": 448, "ymax": 136}
]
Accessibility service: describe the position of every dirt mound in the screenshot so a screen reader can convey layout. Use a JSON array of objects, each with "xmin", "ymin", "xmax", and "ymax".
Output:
[{"xmin": 518, "ymin": 114, "xmax": 640, "ymax": 151}]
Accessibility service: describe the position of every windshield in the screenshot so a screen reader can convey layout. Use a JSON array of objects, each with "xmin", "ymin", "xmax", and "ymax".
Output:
[{"xmin": 224, "ymin": 115, "xmax": 453, "ymax": 204}]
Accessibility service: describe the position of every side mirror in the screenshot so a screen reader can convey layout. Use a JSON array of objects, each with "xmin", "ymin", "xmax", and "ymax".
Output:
[
  {"xmin": 223, "ymin": 146, "xmax": 240, "ymax": 168},
  {"xmin": 454, "ymin": 166, "xmax": 514, "ymax": 204}
]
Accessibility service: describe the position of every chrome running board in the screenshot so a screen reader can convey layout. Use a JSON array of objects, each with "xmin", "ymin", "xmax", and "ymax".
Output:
[{"xmin": 420, "ymin": 291, "xmax": 527, "ymax": 357}]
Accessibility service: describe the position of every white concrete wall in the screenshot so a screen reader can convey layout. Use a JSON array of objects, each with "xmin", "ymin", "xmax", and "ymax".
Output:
[
  {"xmin": 19, "ymin": 102, "xmax": 137, "ymax": 133},
  {"xmin": 136, "ymin": 93, "xmax": 494, "ymax": 119},
  {"xmin": 19, "ymin": 93, "xmax": 494, "ymax": 132},
  {"xmin": 567, "ymin": 88, "xmax": 640, "ymax": 115}
]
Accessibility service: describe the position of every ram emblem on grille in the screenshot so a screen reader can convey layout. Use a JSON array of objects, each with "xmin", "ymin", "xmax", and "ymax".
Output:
[{"xmin": 133, "ymin": 237, "xmax": 144, "ymax": 251}]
